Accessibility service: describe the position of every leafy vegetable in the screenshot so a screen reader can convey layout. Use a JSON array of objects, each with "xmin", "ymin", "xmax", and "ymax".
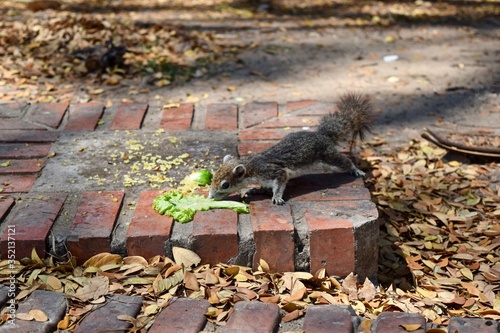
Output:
[
  {"xmin": 153, "ymin": 190, "xmax": 249, "ymax": 223},
  {"xmin": 187, "ymin": 169, "xmax": 213, "ymax": 186}
]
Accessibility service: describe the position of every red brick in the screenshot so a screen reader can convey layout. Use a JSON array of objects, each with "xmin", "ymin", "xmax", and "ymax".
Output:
[
  {"xmin": 448, "ymin": 317, "xmax": 499, "ymax": 333},
  {"xmin": 0, "ymin": 119, "xmax": 45, "ymax": 130},
  {"xmin": 28, "ymin": 103, "xmax": 68, "ymax": 129},
  {"xmin": 0, "ymin": 130, "xmax": 59, "ymax": 143},
  {"xmin": 288, "ymin": 183, "xmax": 371, "ymax": 202},
  {"xmin": 109, "ymin": 103, "xmax": 148, "ymax": 130},
  {"xmin": 305, "ymin": 203, "xmax": 355, "ymax": 276},
  {"xmin": 149, "ymin": 298, "xmax": 209, "ymax": 333},
  {"xmin": 250, "ymin": 201, "xmax": 294, "ymax": 271},
  {"xmin": 205, "ymin": 104, "xmax": 237, "ymax": 130},
  {"xmin": 286, "ymin": 173, "xmax": 368, "ymax": 201},
  {"xmin": 288, "ymin": 174, "xmax": 364, "ymax": 188},
  {"xmin": 303, "ymin": 305, "xmax": 354, "ymax": 333},
  {"xmin": 239, "ymin": 128, "xmax": 294, "ymax": 141},
  {"xmin": 74, "ymin": 294, "xmax": 143, "ymax": 333},
  {"xmin": 65, "ymin": 101, "xmax": 104, "ymax": 131},
  {"xmin": 4, "ymin": 290, "xmax": 67, "ymax": 332},
  {"xmin": 67, "ymin": 191, "xmax": 124, "ymax": 264},
  {"xmin": 192, "ymin": 208, "xmax": 238, "ymax": 265},
  {"xmin": 0, "ymin": 143, "xmax": 52, "ymax": 159},
  {"xmin": 374, "ymin": 312, "xmax": 426, "ymax": 333},
  {"xmin": 0, "ymin": 102, "xmax": 28, "ymax": 118},
  {"xmin": 285, "ymin": 100, "xmax": 317, "ymax": 112},
  {"xmin": 126, "ymin": 190, "xmax": 172, "ymax": 258},
  {"xmin": 238, "ymin": 141, "xmax": 275, "ymax": 156},
  {"xmin": 240, "ymin": 102, "xmax": 278, "ymax": 128},
  {"xmin": 160, "ymin": 103, "xmax": 194, "ymax": 130},
  {"xmin": 256, "ymin": 115, "xmax": 321, "ymax": 129},
  {"xmin": 0, "ymin": 159, "xmax": 44, "ymax": 174},
  {"xmin": 0, "ymin": 176, "xmax": 36, "ymax": 193},
  {"xmin": 0, "ymin": 197, "xmax": 14, "ymax": 222},
  {"xmin": 222, "ymin": 301, "xmax": 280, "ymax": 333},
  {"xmin": 0, "ymin": 194, "xmax": 66, "ymax": 259}
]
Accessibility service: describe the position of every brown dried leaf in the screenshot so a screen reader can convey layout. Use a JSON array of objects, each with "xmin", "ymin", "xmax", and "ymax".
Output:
[
  {"xmin": 71, "ymin": 276, "xmax": 109, "ymax": 302},
  {"xmin": 342, "ymin": 273, "xmax": 358, "ymax": 300},
  {"xmin": 29, "ymin": 309, "xmax": 48, "ymax": 322},
  {"xmin": 184, "ymin": 271, "xmax": 199, "ymax": 291},
  {"xmin": 358, "ymin": 278, "xmax": 377, "ymax": 302},
  {"xmin": 173, "ymin": 247, "xmax": 201, "ymax": 268}
]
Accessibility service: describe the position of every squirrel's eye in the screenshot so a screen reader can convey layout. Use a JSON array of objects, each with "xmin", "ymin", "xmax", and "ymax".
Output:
[{"xmin": 220, "ymin": 181, "xmax": 230, "ymax": 190}]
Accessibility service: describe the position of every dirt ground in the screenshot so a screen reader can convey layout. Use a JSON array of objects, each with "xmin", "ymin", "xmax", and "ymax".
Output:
[{"xmin": 1, "ymin": 0, "xmax": 499, "ymax": 146}]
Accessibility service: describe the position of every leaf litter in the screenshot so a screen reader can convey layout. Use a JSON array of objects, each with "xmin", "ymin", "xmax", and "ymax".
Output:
[
  {"xmin": 0, "ymin": 1, "xmax": 245, "ymax": 103},
  {"xmin": 0, "ymin": 138, "xmax": 499, "ymax": 330}
]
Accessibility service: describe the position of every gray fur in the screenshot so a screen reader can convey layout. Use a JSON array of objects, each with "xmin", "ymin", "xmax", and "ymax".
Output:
[{"xmin": 209, "ymin": 93, "xmax": 373, "ymax": 205}]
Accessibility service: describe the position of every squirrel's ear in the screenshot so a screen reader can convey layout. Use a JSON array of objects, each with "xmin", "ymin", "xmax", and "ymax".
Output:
[
  {"xmin": 232, "ymin": 164, "xmax": 246, "ymax": 180},
  {"xmin": 223, "ymin": 155, "xmax": 234, "ymax": 163}
]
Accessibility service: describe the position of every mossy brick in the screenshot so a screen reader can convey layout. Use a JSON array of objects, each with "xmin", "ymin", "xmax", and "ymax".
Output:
[
  {"xmin": 126, "ymin": 190, "xmax": 172, "ymax": 258},
  {"xmin": 191, "ymin": 209, "xmax": 239, "ymax": 265},
  {"xmin": 160, "ymin": 103, "xmax": 194, "ymax": 130},
  {"xmin": 374, "ymin": 312, "xmax": 426, "ymax": 333},
  {"xmin": 250, "ymin": 201, "xmax": 294, "ymax": 272},
  {"xmin": 0, "ymin": 290, "xmax": 67, "ymax": 333},
  {"xmin": 74, "ymin": 294, "xmax": 143, "ymax": 333},
  {"xmin": 240, "ymin": 102, "xmax": 278, "ymax": 128},
  {"xmin": 28, "ymin": 103, "xmax": 68, "ymax": 129},
  {"xmin": 67, "ymin": 191, "xmax": 124, "ymax": 264},
  {"xmin": 448, "ymin": 317, "xmax": 499, "ymax": 333},
  {"xmin": 0, "ymin": 194, "xmax": 66, "ymax": 259},
  {"xmin": 0, "ymin": 159, "xmax": 44, "ymax": 174},
  {"xmin": 303, "ymin": 305, "xmax": 354, "ymax": 333},
  {"xmin": 0, "ymin": 143, "xmax": 52, "ymax": 159},
  {"xmin": 109, "ymin": 103, "xmax": 148, "ymax": 130},
  {"xmin": 65, "ymin": 101, "xmax": 105, "ymax": 131},
  {"xmin": 0, "ymin": 130, "xmax": 59, "ymax": 143},
  {"xmin": 205, "ymin": 104, "xmax": 237, "ymax": 130},
  {"xmin": 149, "ymin": 298, "xmax": 209, "ymax": 333},
  {"xmin": 222, "ymin": 301, "xmax": 280, "ymax": 333}
]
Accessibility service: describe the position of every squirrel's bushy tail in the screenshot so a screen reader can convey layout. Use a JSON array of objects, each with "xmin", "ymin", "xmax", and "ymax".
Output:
[{"xmin": 317, "ymin": 93, "xmax": 374, "ymax": 146}]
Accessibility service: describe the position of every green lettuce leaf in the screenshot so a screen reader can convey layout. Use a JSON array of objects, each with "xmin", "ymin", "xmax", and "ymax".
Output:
[{"xmin": 153, "ymin": 190, "xmax": 249, "ymax": 223}]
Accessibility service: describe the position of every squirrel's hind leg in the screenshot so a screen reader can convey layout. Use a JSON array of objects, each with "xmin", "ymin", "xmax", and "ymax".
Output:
[{"xmin": 322, "ymin": 148, "xmax": 366, "ymax": 178}]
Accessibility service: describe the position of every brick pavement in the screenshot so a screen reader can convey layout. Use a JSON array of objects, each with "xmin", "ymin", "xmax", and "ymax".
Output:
[
  {"xmin": 1, "ymin": 286, "xmax": 498, "ymax": 332},
  {"xmin": 0, "ymin": 100, "xmax": 378, "ymax": 278},
  {"xmin": 0, "ymin": 100, "xmax": 489, "ymax": 331}
]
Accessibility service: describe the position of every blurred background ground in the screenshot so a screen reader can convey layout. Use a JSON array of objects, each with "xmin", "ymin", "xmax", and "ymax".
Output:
[{"xmin": 1, "ymin": 0, "xmax": 499, "ymax": 144}]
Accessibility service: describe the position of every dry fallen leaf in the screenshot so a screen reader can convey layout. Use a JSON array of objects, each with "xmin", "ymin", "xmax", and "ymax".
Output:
[
  {"xmin": 172, "ymin": 247, "xmax": 201, "ymax": 268},
  {"xmin": 400, "ymin": 323, "xmax": 421, "ymax": 332},
  {"xmin": 29, "ymin": 309, "xmax": 48, "ymax": 322}
]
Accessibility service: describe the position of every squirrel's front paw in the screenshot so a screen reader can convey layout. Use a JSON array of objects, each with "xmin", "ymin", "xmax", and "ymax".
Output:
[{"xmin": 272, "ymin": 197, "xmax": 286, "ymax": 205}]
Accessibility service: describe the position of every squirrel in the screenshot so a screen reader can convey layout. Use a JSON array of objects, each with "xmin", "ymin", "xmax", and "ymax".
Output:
[{"xmin": 208, "ymin": 93, "xmax": 374, "ymax": 205}]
